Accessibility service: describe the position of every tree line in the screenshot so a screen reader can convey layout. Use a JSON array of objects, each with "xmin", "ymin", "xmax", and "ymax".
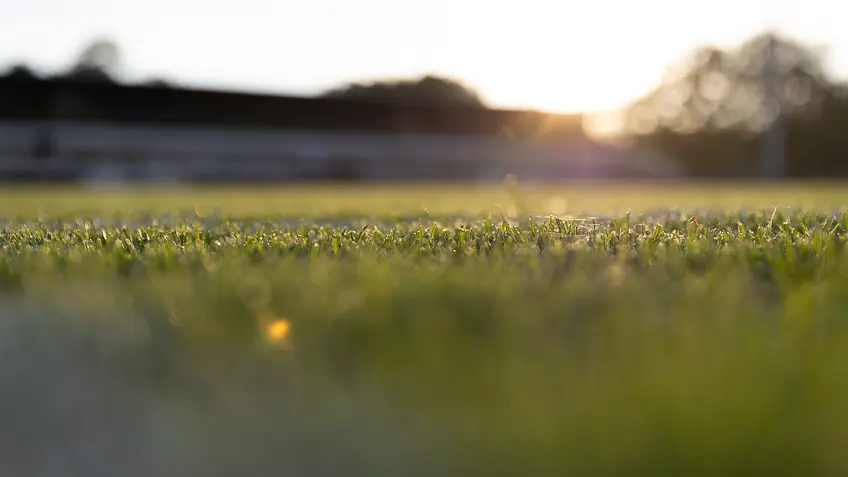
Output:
[
  {"xmin": 2, "ymin": 38, "xmax": 172, "ymax": 87},
  {"xmin": 1, "ymin": 38, "xmax": 483, "ymax": 106},
  {"xmin": 620, "ymin": 32, "xmax": 848, "ymax": 178}
]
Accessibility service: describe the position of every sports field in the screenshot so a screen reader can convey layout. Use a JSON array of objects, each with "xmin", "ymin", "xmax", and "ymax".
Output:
[
  {"xmin": 3, "ymin": 180, "xmax": 848, "ymax": 218},
  {"xmin": 2, "ymin": 181, "xmax": 848, "ymax": 476}
]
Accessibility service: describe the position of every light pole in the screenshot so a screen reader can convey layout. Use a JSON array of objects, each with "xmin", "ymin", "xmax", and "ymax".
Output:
[{"xmin": 760, "ymin": 2, "xmax": 786, "ymax": 179}]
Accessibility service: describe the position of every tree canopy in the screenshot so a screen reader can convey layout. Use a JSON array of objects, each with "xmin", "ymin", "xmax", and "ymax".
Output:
[
  {"xmin": 622, "ymin": 32, "xmax": 848, "ymax": 177},
  {"xmin": 61, "ymin": 38, "xmax": 122, "ymax": 83},
  {"xmin": 321, "ymin": 75, "xmax": 485, "ymax": 107}
]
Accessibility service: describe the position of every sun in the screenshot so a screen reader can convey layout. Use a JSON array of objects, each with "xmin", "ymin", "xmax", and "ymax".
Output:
[
  {"xmin": 452, "ymin": 2, "xmax": 671, "ymax": 118},
  {"xmin": 481, "ymin": 57, "xmax": 646, "ymax": 116}
]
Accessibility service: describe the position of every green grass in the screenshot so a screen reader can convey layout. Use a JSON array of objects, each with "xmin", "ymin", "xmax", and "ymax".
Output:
[
  {"xmin": 3, "ymin": 180, "xmax": 848, "ymax": 218},
  {"xmin": 1, "ymin": 182, "xmax": 848, "ymax": 476}
]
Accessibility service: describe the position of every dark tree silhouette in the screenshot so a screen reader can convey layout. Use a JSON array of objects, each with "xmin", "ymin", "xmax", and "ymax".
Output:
[
  {"xmin": 321, "ymin": 75, "xmax": 485, "ymax": 107},
  {"xmin": 1, "ymin": 64, "xmax": 38, "ymax": 80},
  {"xmin": 59, "ymin": 38, "xmax": 122, "ymax": 83},
  {"xmin": 139, "ymin": 78, "xmax": 174, "ymax": 88}
]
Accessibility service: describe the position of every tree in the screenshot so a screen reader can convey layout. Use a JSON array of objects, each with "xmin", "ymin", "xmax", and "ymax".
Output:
[
  {"xmin": 60, "ymin": 38, "xmax": 122, "ymax": 83},
  {"xmin": 321, "ymin": 74, "xmax": 485, "ymax": 107},
  {"xmin": 622, "ymin": 32, "xmax": 845, "ymax": 177},
  {"xmin": 1, "ymin": 64, "xmax": 38, "ymax": 80},
  {"xmin": 139, "ymin": 78, "xmax": 174, "ymax": 88},
  {"xmin": 626, "ymin": 33, "xmax": 830, "ymax": 135}
]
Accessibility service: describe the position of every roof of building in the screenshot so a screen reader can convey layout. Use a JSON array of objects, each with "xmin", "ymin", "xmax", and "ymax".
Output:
[{"xmin": 0, "ymin": 77, "xmax": 584, "ymax": 139}]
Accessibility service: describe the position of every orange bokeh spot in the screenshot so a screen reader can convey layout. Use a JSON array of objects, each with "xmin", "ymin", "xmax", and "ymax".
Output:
[{"xmin": 266, "ymin": 319, "xmax": 291, "ymax": 341}]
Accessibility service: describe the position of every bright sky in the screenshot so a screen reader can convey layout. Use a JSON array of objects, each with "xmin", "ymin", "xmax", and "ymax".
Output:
[{"xmin": 2, "ymin": 0, "xmax": 847, "ymax": 119}]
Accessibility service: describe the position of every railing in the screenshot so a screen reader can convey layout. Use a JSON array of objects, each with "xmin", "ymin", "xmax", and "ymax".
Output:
[{"xmin": 0, "ymin": 120, "xmax": 675, "ymax": 182}]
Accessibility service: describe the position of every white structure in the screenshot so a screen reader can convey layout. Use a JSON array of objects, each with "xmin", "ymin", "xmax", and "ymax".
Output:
[{"xmin": 0, "ymin": 121, "xmax": 681, "ymax": 182}]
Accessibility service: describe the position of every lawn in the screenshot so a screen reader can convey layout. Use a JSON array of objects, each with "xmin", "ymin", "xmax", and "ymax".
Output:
[
  {"xmin": 2, "ymin": 180, "xmax": 848, "ymax": 218},
  {"xmin": 1, "ymin": 181, "xmax": 847, "ymax": 476}
]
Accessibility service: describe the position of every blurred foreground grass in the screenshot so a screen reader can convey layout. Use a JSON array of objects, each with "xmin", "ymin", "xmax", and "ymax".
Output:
[{"xmin": 1, "ymin": 183, "xmax": 848, "ymax": 476}]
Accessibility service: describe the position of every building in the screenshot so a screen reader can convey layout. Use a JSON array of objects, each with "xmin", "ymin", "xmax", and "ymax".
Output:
[{"xmin": 0, "ymin": 77, "xmax": 680, "ymax": 182}]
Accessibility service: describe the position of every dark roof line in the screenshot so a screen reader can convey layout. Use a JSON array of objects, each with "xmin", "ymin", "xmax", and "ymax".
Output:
[{"xmin": 0, "ymin": 77, "xmax": 585, "ymax": 138}]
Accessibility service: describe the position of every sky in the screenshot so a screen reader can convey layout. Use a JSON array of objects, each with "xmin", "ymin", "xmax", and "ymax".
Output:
[{"xmin": 3, "ymin": 0, "xmax": 848, "ymax": 122}]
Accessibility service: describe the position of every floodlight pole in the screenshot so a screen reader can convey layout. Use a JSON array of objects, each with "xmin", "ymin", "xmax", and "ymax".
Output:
[
  {"xmin": 761, "ymin": 34, "xmax": 786, "ymax": 178},
  {"xmin": 760, "ymin": 24, "xmax": 786, "ymax": 179}
]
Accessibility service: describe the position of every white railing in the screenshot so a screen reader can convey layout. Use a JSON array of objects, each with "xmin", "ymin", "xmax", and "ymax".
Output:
[{"xmin": 0, "ymin": 120, "xmax": 677, "ymax": 180}]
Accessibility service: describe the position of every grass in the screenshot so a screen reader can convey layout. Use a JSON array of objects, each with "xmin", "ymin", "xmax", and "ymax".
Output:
[
  {"xmin": 3, "ymin": 180, "xmax": 848, "ymax": 218},
  {"xmin": 1, "ymin": 181, "xmax": 848, "ymax": 476}
]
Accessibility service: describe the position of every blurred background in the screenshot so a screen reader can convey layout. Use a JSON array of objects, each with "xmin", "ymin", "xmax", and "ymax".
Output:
[{"xmin": 2, "ymin": 0, "xmax": 846, "ymax": 182}]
